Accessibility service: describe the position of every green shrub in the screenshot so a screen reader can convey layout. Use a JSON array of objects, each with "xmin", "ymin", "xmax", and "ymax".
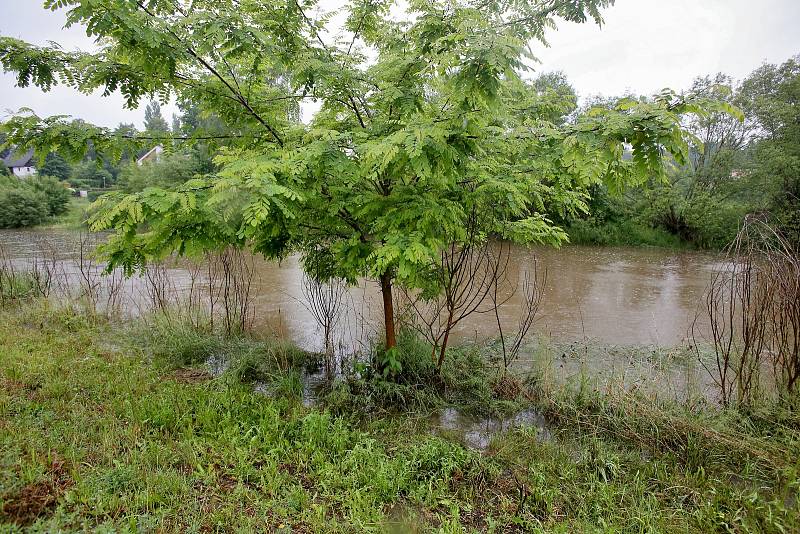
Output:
[
  {"xmin": 0, "ymin": 186, "xmax": 49, "ymax": 228},
  {"xmin": 567, "ymin": 218, "xmax": 687, "ymax": 248},
  {"xmin": 682, "ymin": 190, "xmax": 749, "ymax": 249},
  {"xmin": 28, "ymin": 175, "xmax": 72, "ymax": 216},
  {"xmin": 117, "ymin": 153, "xmax": 203, "ymax": 193}
]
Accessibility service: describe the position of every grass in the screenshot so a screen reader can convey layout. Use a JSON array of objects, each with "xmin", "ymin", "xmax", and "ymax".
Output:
[
  {"xmin": 41, "ymin": 198, "xmax": 91, "ymax": 230},
  {"xmin": 566, "ymin": 219, "xmax": 691, "ymax": 249},
  {"xmin": 1, "ymin": 300, "xmax": 798, "ymax": 532}
]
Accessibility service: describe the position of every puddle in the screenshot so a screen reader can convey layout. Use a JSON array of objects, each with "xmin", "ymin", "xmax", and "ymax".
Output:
[
  {"xmin": 251, "ymin": 369, "xmax": 329, "ymax": 407},
  {"xmin": 206, "ymin": 353, "xmax": 230, "ymax": 376},
  {"xmin": 432, "ymin": 407, "xmax": 552, "ymax": 450}
]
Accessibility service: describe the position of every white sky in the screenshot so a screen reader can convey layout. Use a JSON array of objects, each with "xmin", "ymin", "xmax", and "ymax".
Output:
[{"xmin": 1, "ymin": 0, "xmax": 799, "ymax": 128}]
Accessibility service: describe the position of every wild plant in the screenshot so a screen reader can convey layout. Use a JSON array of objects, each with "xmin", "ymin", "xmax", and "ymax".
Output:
[
  {"xmin": 693, "ymin": 216, "xmax": 800, "ymax": 406},
  {"xmin": 300, "ymin": 271, "xmax": 348, "ymax": 375}
]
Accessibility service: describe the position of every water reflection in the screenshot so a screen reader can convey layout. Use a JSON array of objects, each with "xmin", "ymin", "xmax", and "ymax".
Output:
[{"xmin": 432, "ymin": 407, "xmax": 552, "ymax": 450}]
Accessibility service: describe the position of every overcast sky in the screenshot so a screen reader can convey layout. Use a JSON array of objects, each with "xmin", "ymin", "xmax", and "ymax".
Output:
[{"xmin": 1, "ymin": 0, "xmax": 799, "ymax": 128}]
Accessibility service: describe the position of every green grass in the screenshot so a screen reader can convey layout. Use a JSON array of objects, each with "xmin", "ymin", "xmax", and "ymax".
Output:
[
  {"xmin": 566, "ymin": 219, "xmax": 690, "ymax": 249},
  {"xmin": 41, "ymin": 198, "xmax": 91, "ymax": 230},
  {"xmin": 1, "ymin": 301, "xmax": 798, "ymax": 532}
]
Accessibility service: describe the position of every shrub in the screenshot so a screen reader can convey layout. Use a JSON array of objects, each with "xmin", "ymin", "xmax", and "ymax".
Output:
[
  {"xmin": 117, "ymin": 153, "xmax": 203, "ymax": 193},
  {"xmin": 0, "ymin": 186, "xmax": 49, "ymax": 228},
  {"xmin": 28, "ymin": 175, "xmax": 71, "ymax": 216}
]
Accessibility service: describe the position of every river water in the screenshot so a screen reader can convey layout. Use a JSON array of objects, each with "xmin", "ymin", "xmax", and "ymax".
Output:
[{"xmin": 0, "ymin": 228, "xmax": 723, "ymax": 351}]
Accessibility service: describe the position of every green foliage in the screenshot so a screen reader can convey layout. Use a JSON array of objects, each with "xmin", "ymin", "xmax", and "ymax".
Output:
[
  {"xmin": 326, "ymin": 332, "xmax": 515, "ymax": 416},
  {"xmin": 69, "ymin": 160, "xmax": 113, "ymax": 189},
  {"xmin": 37, "ymin": 153, "xmax": 71, "ymax": 181},
  {"xmin": 565, "ymin": 57, "xmax": 800, "ymax": 251},
  {"xmin": 117, "ymin": 153, "xmax": 203, "ymax": 193},
  {"xmin": 27, "ymin": 175, "xmax": 71, "ymax": 217},
  {"xmin": 0, "ymin": 178, "xmax": 49, "ymax": 228},
  {"xmin": 567, "ymin": 219, "xmax": 687, "ymax": 248},
  {"xmin": 741, "ymin": 56, "xmax": 800, "ymax": 248},
  {"xmin": 0, "ymin": 271, "xmax": 40, "ymax": 303},
  {"xmin": 0, "ymin": 0, "xmax": 725, "ymax": 349}
]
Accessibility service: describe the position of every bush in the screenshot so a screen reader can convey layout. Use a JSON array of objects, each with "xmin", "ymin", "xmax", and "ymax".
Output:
[
  {"xmin": 682, "ymin": 191, "xmax": 749, "ymax": 249},
  {"xmin": 28, "ymin": 175, "xmax": 71, "ymax": 216},
  {"xmin": 117, "ymin": 153, "xmax": 203, "ymax": 193},
  {"xmin": 567, "ymin": 218, "xmax": 687, "ymax": 248},
  {"xmin": 0, "ymin": 186, "xmax": 49, "ymax": 228}
]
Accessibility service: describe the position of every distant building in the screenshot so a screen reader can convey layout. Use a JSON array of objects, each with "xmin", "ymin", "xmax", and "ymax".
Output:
[
  {"xmin": 2, "ymin": 148, "xmax": 37, "ymax": 178},
  {"xmin": 136, "ymin": 145, "xmax": 164, "ymax": 166}
]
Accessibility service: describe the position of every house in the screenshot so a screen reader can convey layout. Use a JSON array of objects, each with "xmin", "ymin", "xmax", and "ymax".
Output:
[
  {"xmin": 2, "ymin": 148, "xmax": 37, "ymax": 178},
  {"xmin": 136, "ymin": 145, "xmax": 164, "ymax": 166}
]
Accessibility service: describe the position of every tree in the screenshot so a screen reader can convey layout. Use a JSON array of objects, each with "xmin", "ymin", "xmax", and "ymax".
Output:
[
  {"xmin": 117, "ymin": 153, "xmax": 203, "ymax": 193},
  {"xmin": 38, "ymin": 152, "xmax": 72, "ymax": 181},
  {"xmin": 0, "ymin": 0, "xmax": 730, "ymax": 352},
  {"xmin": 70, "ymin": 161, "xmax": 112, "ymax": 189},
  {"xmin": 143, "ymin": 100, "xmax": 169, "ymax": 133},
  {"xmin": 739, "ymin": 56, "xmax": 800, "ymax": 249}
]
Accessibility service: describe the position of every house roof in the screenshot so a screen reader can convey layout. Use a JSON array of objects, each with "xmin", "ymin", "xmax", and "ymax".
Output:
[
  {"xmin": 2, "ymin": 148, "xmax": 35, "ymax": 169},
  {"xmin": 136, "ymin": 144, "xmax": 163, "ymax": 165}
]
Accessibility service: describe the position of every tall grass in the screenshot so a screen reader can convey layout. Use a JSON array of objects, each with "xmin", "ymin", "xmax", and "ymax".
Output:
[{"xmin": 567, "ymin": 219, "xmax": 689, "ymax": 248}]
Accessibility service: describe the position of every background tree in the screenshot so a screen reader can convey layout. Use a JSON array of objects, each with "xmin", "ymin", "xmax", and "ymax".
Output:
[
  {"xmin": 70, "ymin": 160, "xmax": 113, "ymax": 189},
  {"xmin": 39, "ymin": 152, "xmax": 72, "ymax": 181},
  {"xmin": 0, "ymin": 0, "xmax": 730, "ymax": 352},
  {"xmin": 143, "ymin": 100, "xmax": 169, "ymax": 134},
  {"xmin": 117, "ymin": 153, "xmax": 204, "ymax": 193},
  {"xmin": 740, "ymin": 56, "xmax": 800, "ymax": 249}
]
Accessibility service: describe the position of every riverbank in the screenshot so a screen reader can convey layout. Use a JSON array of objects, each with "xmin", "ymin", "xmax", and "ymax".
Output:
[
  {"xmin": 1, "ymin": 302, "xmax": 797, "ymax": 532},
  {"xmin": 40, "ymin": 197, "xmax": 90, "ymax": 230},
  {"xmin": 566, "ymin": 219, "xmax": 693, "ymax": 249}
]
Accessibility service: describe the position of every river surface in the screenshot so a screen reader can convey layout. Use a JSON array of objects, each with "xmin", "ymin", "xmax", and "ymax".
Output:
[{"xmin": 0, "ymin": 228, "xmax": 723, "ymax": 352}]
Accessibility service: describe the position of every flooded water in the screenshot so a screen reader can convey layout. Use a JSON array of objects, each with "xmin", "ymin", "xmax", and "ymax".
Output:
[
  {"xmin": 432, "ymin": 407, "xmax": 552, "ymax": 449},
  {"xmin": 0, "ymin": 228, "xmax": 722, "ymax": 351}
]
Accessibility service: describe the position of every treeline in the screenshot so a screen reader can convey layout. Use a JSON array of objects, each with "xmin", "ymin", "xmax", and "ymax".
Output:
[
  {"xmin": 563, "ymin": 55, "xmax": 800, "ymax": 250},
  {"xmin": 0, "ymin": 100, "xmax": 217, "ymax": 227}
]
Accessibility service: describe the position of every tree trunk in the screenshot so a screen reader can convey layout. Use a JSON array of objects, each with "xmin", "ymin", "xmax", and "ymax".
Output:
[
  {"xmin": 437, "ymin": 309, "xmax": 453, "ymax": 369},
  {"xmin": 380, "ymin": 270, "xmax": 397, "ymax": 350}
]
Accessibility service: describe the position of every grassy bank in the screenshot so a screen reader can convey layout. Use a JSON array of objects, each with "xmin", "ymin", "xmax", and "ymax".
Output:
[
  {"xmin": 566, "ymin": 219, "xmax": 691, "ymax": 249},
  {"xmin": 41, "ymin": 198, "xmax": 91, "ymax": 230},
  {"xmin": 1, "ymin": 303, "xmax": 798, "ymax": 532}
]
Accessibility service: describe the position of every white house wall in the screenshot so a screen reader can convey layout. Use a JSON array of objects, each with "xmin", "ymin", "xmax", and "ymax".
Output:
[{"xmin": 12, "ymin": 167, "xmax": 36, "ymax": 177}]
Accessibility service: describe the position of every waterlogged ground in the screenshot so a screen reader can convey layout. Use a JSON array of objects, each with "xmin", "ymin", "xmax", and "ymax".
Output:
[{"xmin": 2, "ymin": 304, "xmax": 798, "ymax": 532}]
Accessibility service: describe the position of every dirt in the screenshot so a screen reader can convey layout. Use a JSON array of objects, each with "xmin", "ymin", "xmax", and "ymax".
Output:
[
  {"xmin": 0, "ymin": 377, "xmax": 41, "ymax": 400},
  {"xmin": 170, "ymin": 367, "xmax": 213, "ymax": 384},
  {"xmin": 1, "ymin": 458, "xmax": 73, "ymax": 526}
]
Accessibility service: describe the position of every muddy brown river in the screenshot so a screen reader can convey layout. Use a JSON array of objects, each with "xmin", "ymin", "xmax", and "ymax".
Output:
[{"xmin": 0, "ymin": 228, "xmax": 723, "ymax": 352}]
